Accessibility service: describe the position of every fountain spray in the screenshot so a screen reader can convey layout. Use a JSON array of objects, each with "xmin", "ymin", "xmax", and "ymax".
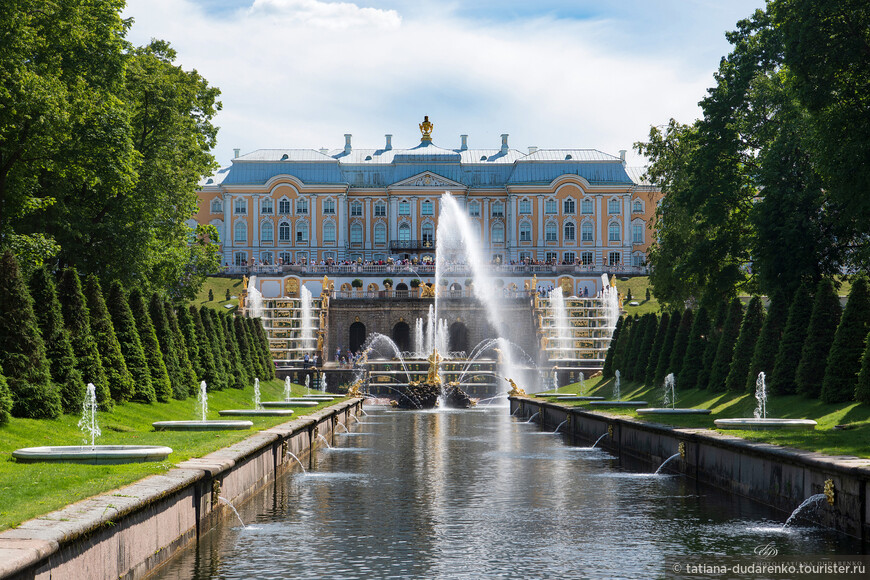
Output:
[
  {"xmin": 284, "ymin": 376, "xmax": 292, "ymax": 401},
  {"xmin": 753, "ymin": 372, "xmax": 767, "ymax": 419},
  {"xmin": 253, "ymin": 378, "xmax": 262, "ymax": 410},
  {"xmin": 198, "ymin": 381, "xmax": 209, "ymax": 421},
  {"xmin": 78, "ymin": 383, "xmax": 101, "ymax": 447}
]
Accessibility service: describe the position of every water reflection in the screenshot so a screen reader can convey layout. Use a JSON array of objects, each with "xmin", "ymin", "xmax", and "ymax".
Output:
[{"xmin": 152, "ymin": 407, "xmax": 862, "ymax": 580}]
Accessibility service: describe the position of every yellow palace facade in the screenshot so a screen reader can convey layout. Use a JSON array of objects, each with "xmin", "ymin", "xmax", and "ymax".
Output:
[{"xmin": 192, "ymin": 118, "xmax": 660, "ymax": 274}]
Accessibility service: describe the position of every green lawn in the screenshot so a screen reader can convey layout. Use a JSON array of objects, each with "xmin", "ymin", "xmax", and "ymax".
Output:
[
  {"xmin": 537, "ymin": 376, "xmax": 870, "ymax": 458},
  {"xmin": 193, "ymin": 276, "xmax": 243, "ymax": 312},
  {"xmin": 613, "ymin": 276, "xmax": 661, "ymax": 316},
  {"xmin": 0, "ymin": 379, "xmax": 344, "ymax": 531}
]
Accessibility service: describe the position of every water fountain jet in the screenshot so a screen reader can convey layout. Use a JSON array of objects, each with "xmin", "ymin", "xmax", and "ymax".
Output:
[{"xmin": 715, "ymin": 373, "xmax": 817, "ymax": 430}]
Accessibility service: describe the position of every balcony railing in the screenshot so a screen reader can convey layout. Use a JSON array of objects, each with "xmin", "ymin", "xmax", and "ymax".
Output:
[
  {"xmin": 389, "ymin": 239, "xmax": 436, "ymax": 251},
  {"xmin": 220, "ymin": 263, "xmax": 649, "ymax": 276}
]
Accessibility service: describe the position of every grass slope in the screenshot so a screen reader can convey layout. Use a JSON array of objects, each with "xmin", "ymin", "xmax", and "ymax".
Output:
[
  {"xmin": 614, "ymin": 276, "xmax": 661, "ymax": 316},
  {"xmin": 193, "ymin": 277, "xmax": 243, "ymax": 312},
  {"xmin": 536, "ymin": 376, "xmax": 869, "ymax": 458},
  {"xmin": 0, "ymin": 379, "xmax": 343, "ymax": 531}
]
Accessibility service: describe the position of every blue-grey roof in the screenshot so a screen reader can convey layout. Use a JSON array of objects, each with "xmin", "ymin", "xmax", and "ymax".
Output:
[{"xmin": 201, "ymin": 140, "xmax": 635, "ymax": 188}]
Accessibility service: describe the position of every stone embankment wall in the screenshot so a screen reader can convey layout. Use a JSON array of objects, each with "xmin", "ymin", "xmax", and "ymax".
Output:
[
  {"xmin": 511, "ymin": 397, "xmax": 869, "ymax": 541},
  {"xmin": 0, "ymin": 399, "xmax": 361, "ymax": 580}
]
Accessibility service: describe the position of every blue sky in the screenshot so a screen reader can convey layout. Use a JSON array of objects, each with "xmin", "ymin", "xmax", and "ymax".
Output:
[{"xmin": 125, "ymin": 0, "xmax": 765, "ymax": 168}]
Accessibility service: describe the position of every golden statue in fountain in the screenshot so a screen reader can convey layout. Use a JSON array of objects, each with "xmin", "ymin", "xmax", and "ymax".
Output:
[
  {"xmin": 346, "ymin": 380, "xmax": 364, "ymax": 398},
  {"xmin": 505, "ymin": 378, "xmax": 526, "ymax": 397},
  {"xmin": 427, "ymin": 349, "xmax": 443, "ymax": 385}
]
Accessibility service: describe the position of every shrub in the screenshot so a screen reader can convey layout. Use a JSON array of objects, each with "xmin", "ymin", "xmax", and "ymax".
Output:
[
  {"xmin": 253, "ymin": 321, "xmax": 275, "ymax": 379},
  {"xmin": 644, "ymin": 312, "xmax": 670, "ymax": 385},
  {"xmin": 29, "ymin": 267, "xmax": 85, "ymax": 413},
  {"xmin": 746, "ymin": 290, "xmax": 789, "ymax": 392},
  {"xmin": 0, "ymin": 364, "xmax": 11, "ymax": 424},
  {"xmin": 626, "ymin": 289, "xmax": 633, "ymax": 301},
  {"xmin": 632, "ymin": 314, "xmax": 658, "ymax": 381},
  {"xmin": 707, "ymin": 298, "xmax": 744, "ymax": 392},
  {"xmin": 668, "ymin": 308, "xmax": 694, "ymax": 379},
  {"xmin": 84, "ymin": 275, "xmax": 133, "ymax": 402},
  {"xmin": 128, "ymin": 289, "xmax": 172, "ymax": 402},
  {"xmin": 770, "ymin": 283, "xmax": 813, "ymax": 395},
  {"xmin": 654, "ymin": 309, "xmax": 682, "ymax": 385},
  {"xmin": 602, "ymin": 316, "xmax": 623, "ymax": 378},
  {"xmin": 189, "ymin": 306, "xmax": 223, "ymax": 391},
  {"xmin": 225, "ymin": 288, "xmax": 231, "ymax": 301},
  {"xmin": 382, "ymin": 278, "xmax": 393, "ymax": 288},
  {"xmin": 609, "ymin": 315, "xmax": 635, "ymax": 377},
  {"xmin": 107, "ymin": 281, "xmax": 155, "ymax": 404},
  {"xmin": 821, "ymin": 277, "xmax": 870, "ymax": 403},
  {"xmin": 208, "ymin": 289, "xmax": 214, "ymax": 301},
  {"xmin": 696, "ymin": 302, "xmax": 728, "ymax": 390},
  {"xmin": 410, "ymin": 279, "xmax": 421, "ymax": 288},
  {"xmin": 165, "ymin": 302, "xmax": 198, "ymax": 397},
  {"xmin": 679, "ymin": 306, "xmax": 709, "ymax": 389},
  {"xmin": 351, "ymin": 279, "xmax": 363, "ymax": 288},
  {"xmin": 0, "ymin": 252, "xmax": 61, "ymax": 419},
  {"xmin": 645, "ymin": 288, "xmax": 651, "ymax": 301},
  {"xmin": 220, "ymin": 312, "xmax": 247, "ymax": 388},
  {"xmin": 795, "ymin": 280, "xmax": 841, "ymax": 398},
  {"xmin": 234, "ymin": 316, "xmax": 256, "ymax": 382},
  {"xmin": 856, "ymin": 329, "xmax": 870, "ymax": 404},
  {"xmin": 622, "ymin": 314, "xmax": 648, "ymax": 379},
  {"xmin": 725, "ymin": 296, "xmax": 764, "ymax": 392},
  {"xmin": 150, "ymin": 293, "xmax": 185, "ymax": 400}
]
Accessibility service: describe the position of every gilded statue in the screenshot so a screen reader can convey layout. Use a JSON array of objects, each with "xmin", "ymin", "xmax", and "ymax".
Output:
[
  {"xmin": 242, "ymin": 275, "xmax": 249, "ymax": 290},
  {"xmin": 346, "ymin": 380, "xmax": 364, "ymax": 398},
  {"xmin": 426, "ymin": 349, "xmax": 442, "ymax": 385},
  {"xmin": 420, "ymin": 283, "xmax": 436, "ymax": 298},
  {"xmin": 505, "ymin": 378, "xmax": 526, "ymax": 397},
  {"xmin": 419, "ymin": 115, "xmax": 434, "ymax": 141}
]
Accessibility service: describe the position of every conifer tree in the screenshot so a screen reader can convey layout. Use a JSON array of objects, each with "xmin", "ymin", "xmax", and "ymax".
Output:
[
  {"xmin": 0, "ymin": 252, "xmax": 61, "ymax": 418},
  {"xmin": 247, "ymin": 318, "xmax": 267, "ymax": 379},
  {"xmin": 621, "ymin": 314, "xmax": 646, "ymax": 380},
  {"xmin": 165, "ymin": 302, "xmax": 198, "ymax": 397},
  {"xmin": 107, "ymin": 281, "xmax": 155, "ymax": 404},
  {"xmin": 697, "ymin": 302, "xmax": 727, "ymax": 390},
  {"xmin": 0, "ymin": 363, "xmax": 11, "ymax": 425},
  {"xmin": 644, "ymin": 312, "xmax": 670, "ymax": 385},
  {"xmin": 176, "ymin": 305, "xmax": 201, "ymax": 377},
  {"xmin": 746, "ymin": 290, "xmax": 789, "ymax": 392},
  {"xmin": 653, "ymin": 310, "xmax": 681, "ymax": 385},
  {"xmin": 725, "ymin": 296, "xmax": 764, "ymax": 392},
  {"xmin": 254, "ymin": 321, "xmax": 275, "ymax": 378},
  {"xmin": 234, "ymin": 316, "xmax": 256, "ymax": 382},
  {"xmin": 821, "ymin": 277, "xmax": 870, "ymax": 403},
  {"xmin": 602, "ymin": 316, "xmax": 623, "ymax": 378},
  {"xmin": 770, "ymin": 283, "xmax": 813, "ymax": 395},
  {"xmin": 128, "ymin": 289, "xmax": 172, "ymax": 402},
  {"xmin": 150, "ymin": 293, "xmax": 185, "ymax": 400},
  {"xmin": 669, "ymin": 308, "xmax": 694, "ymax": 379},
  {"xmin": 84, "ymin": 275, "xmax": 133, "ymax": 402},
  {"xmin": 219, "ymin": 312, "xmax": 246, "ymax": 388},
  {"xmin": 680, "ymin": 306, "xmax": 709, "ymax": 388},
  {"xmin": 795, "ymin": 280, "xmax": 842, "ymax": 398},
  {"xmin": 208, "ymin": 289, "xmax": 214, "ymax": 302},
  {"xmin": 633, "ymin": 314, "xmax": 659, "ymax": 382},
  {"xmin": 189, "ymin": 306, "xmax": 223, "ymax": 391},
  {"xmin": 29, "ymin": 267, "xmax": 85, "ymax": 413},
  {"xmin": 200, "ymin": 307, "xmax": 231, "ymax": 388},
  {"xmin": 57, "ymin": 268, "xmax": 111, "ymax": 410},
  {"xmin": 856, "ymin": 329, "xmax": 870, "ymax": 404},
  {"xmin": 708, "ymin": 298, "xmax": 744, "ymax": 392},
  {"xmin": 611, "ymin": 315, "xmax": 636, "ymax": 376}
]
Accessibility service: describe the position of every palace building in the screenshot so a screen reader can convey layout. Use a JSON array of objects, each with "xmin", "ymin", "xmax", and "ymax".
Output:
[{"xmin": 192, "ymin": 117, "xmax": 661, "ymax": 273}]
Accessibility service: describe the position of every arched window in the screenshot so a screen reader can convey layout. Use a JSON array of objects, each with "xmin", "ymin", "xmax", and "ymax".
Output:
[
  {"xmin": 468, "ymin": 201, "xmax": 480, "ymax": 217},
  {"xmin": 234, "ymin": 221, "xmax": 247, "ymax": 242},
  {"xmin": 323, "ymin": 198, "xmax": 336, "ymax": 215},
  {"xmin": 545, "ymin": 222, "xmax": 557, "ymax": 242},
  {"xmin": 350, "ymin": 202, "xmax": 362, "ymax": 216},
  {"xmin": 350, "ymin": 223, "xmax": 363, "ymax": 245},
  {"xmin": 296, "ymin": 198, "xmax": 308, "ymax": 214},
  {"xmin": 399, "ymin": 223, "xmax": 411, "ymax": 242},
  {"xmin": 421, "ymin": 200, "xmax": 433, "ymax": 215},
  {"xmin": 491, "ymin": 202, "xmax": 504, "ymax": 218},
  {"xmin": 491, "ymin": 222, "xmax": 505, "ymax": 243},
  {"xmin": 296, "ymin": 221, "xmax": 309, "ymax": 243},
  {"xmin": 544, "ymin": 199, "xmax": 557, "ymax": 214},
  {"xmin": 323, "ymin": 221, "xmax": 336, "ymax": 243},
  {"xmin": 581, "ymin": 199, "xmax": 594, "ymax": 214},
  {"xmin": 581, "ymin": 222, "xmax": 593, "ymax": 242},
  {"xmin": 422, "ymin": 223, "xmax": 434, "ymax": 244},
  {"xmin": 210, "ymin": 198, "xmax": 222, "ymax": 214},
  {"xmin": 519, "ymin": 221, "xmax": 532, "ymax": 242},
  {"xmin": 374, "ymin": 201, "xmax": 386, "ymax": 216},
  {"xmin": 374, "ymin": 222, "xmax": 387, "ymax": 245},
  {"xmin": 564, "ymin": 221, "xmax": 576, "ymax": 242},
  {"xmin": 519, "ymin": 199, "xmax": 532, "ymax": 214},
  {"xmin": 609, "ymin": 222, "xmax": 621, "ymax": 241},
  {"xmin": 278, "ymin": 197, "xmax": 291, "ymax": 214},
  {"xmin": 608, "ymin": 198, "xmax": 621, "ymax": 214},
  {"xmin": 279, "ymin": 221, "xmax": 291, "ymax": 242},
  {"xmin": 399, "ymin": 200, "xmax": 410, "ymax": 215},
  {"xmin": 260, "ymin": 221, "xmax": 274, "ymax": 242},
  {"xmin": 633, "ymin": 200, "xmax": 643, "ymax": 213},
  {"xmin": 261, "ymin": 198, "xmax": 273, "ymax": 214},
  {"xmin": 234, "ymin": 198, "xmax": 247, "ymax": 215},
  {"xmin": 563, "ymin": 198, "xmax": 576, "ymax": 214}
]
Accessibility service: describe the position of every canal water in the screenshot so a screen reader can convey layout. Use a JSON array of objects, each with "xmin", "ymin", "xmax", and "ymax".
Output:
[{"xmin": 151, "ymin": 406, "xmax": 862, "ymax": 579}]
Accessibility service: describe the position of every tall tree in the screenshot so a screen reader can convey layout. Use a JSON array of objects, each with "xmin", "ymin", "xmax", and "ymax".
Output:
[
  {"xmin": 29, "ymin": 267, "xmax": 85, "ymax": 413},
  {"xmin": 218, "ymin": 312, "xmax": 245, "ymax": 389},
  {"xmin": 795, "ymin": 280, "xmax": 842, "ymax": 398},
  {"xmin": 644, "ymin": 312, "xmax": 670, "ymax": 385},
  {"xmin": 669, "ymin": 309, "xmax": 694, "ymax": 380},
  {"xmin": 149, "ymin": 293, "xmax": 185, "ymax": 400},
  {"xmin": 107, "ymin": 281, "xmax": 155, "ymax": 404},
  {"xmin": 856, "ymin": 329, "xmax": 870, "ymax": 405},
  {"xmin": 708, "ymin": 299, "xmax": 745, "ymax": 392},
  {"xmin": 0, "ymin": 252, "xmax": 61, "ymax": 418},
  {"xmin": 57, "ymin": 269, "xmax": 111, "ymax": 410},
  {"xmin": 176, "ymin": 305, "xmax": 201, "ymax": 377},
  {"xmin": 632, "ymin": 314, "xmax": 659, "ymax": 382},
  {"xmin": 84, "ymin": 275, "xmax": 133, "ymax": 402},
  {"xmin": 189, "ymin": 306, "xmax": 223, "ymax": 391},
  {"xmin": 697, "ymin": 302, "xmax": 728, "ymax": 390},
  {"xmin": 725, "ymin": 296, "xmax": 764, "ymax": 392},
  {"xmin": 0, "ymin": 363, "xmax": 11, "ymax": 425},
  {"xmin": 680, "ymin": 307, "xmax": 710, "ymax": 389},
  {"xmin": 164, "ymin": 301, "xmax": 197, "ymax": 397},
  {"xmin": 255, "ymin": 321, "xmax": 275, "ymax": 379},
  {"xmin": 200, "ymin": 306, "xmax": 231, "ymax": 389},
  {"xmin": 602, "ymin": 316, "xmax": 623, "ymax": 378},
  {"xmin": 233, "ymin": 316, "xmax": 256, "ymax": 383},
  {"xmin": 128, "ymin": 289, "xmax": 172, "ymax": 402},
  {"xmin": 746, "ymin": 290, "xmax": 789, "ymax": 392},
  {"xmin": 821, "ymin": 278, "xmax": 870, "ymax": 403},
  {"xmin": 609, "ymin": 316, "xmax": 634, "ymax": 378},
  {"xmin": 654, "ymin": 310, "xmax": 682, "ymax": 385},
  {"xmin": 770, "ymin": 282, "xmax": 813, "ymax": 395}
]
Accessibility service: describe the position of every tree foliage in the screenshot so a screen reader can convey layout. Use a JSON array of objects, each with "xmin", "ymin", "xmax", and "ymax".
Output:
[
  {"xmin": 708, "ymin": 299, "xmax": 745, "ymax": 392},
  {"xmin": 821, "ymin": 277, "xmax": 870, "ymax": 403},
  {"xmin": 644, "ymin": 312, "xmax": 670, "ymax": 385},
  {"xmin": 795, "ymin": 280, "xmax": 842, "ymax": 398},
  {"xmin": 189, "ymin": 306, "xmax": 223, "ymax": 391},
  {"xmin": 84, "ymin": 275, "xmax": 133, "ymax": 402},
  {"xmin": 725, "ymin": 296, "xmax": 764, "ymax": 392},
  {"xmin": 746, "ymin": 290, "xmax": 788, "ymax": 392},
  {"xmin": 0, "ymin": 364, "xmax": 11, "ymax": 425},
  {"xmin": 602, "ymin": 316, "xmax": 623, "ymax": 378},
  {"xmin": 107, "ymin": 281, "xmax": 155, "ymax": 404},
  {"xmin": 769, "ymin": 282, "xmax": 813, "ymax": 395},
  {"xmin": 164, "ymin": 301, "xmax": 198, "ymax": 397},
  {"xmin": 128, "ymin": 289, "xmax": 172, "ymax": 402},
  {"xmin": 654, "ymin": 310, "xmax": 681, "ymax": 385},
  {"xmin": 669, "ymin": 309, "xmax": 694, "ymax": 380}
]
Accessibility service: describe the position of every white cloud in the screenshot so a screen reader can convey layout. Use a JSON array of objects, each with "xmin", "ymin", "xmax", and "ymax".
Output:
[{"xmin": 124, "ymin": 0, "xmax": 711, "ymax": 167}]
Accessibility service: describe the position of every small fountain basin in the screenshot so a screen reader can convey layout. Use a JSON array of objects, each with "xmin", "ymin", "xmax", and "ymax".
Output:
[
  {"xmin": 260, "ymin": 400, "xmax": 319, "ymax": 408},
  {"xmin": 13, "ymin": 445, "xmax": 173, "ymax": 464},
  {"xmin": 586, "ymin": 400, "xmax": 648, "ymax": 407},
  {"xmin": 714, "ymin": 418, "xmax": 817, "ymax": 430},
  {"xmin": 218, "ymin": 409, "xmax": 295, "ymax": 417},
  {"xmin": 152, "ymin": 420, "xmax": 253, "ymax": 431},
  {"xmin": 636, "ymin": 408, "xmax": 712, "ymax": 415},
  {"xmin": 299, "ymin": 395, "xmax": 338, "ymax": 401},
  {"xmin": 547, "ymin": 396, "xmax": 605, "ymax": 402}
]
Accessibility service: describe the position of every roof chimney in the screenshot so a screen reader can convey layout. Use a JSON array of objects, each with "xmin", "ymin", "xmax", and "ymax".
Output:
[
  {"xmin": 460, "ymin": 134, "xmax": 468, "ymax": 151},
  {"xmin": 385, "ymin": 134, "xmax": 392, "ymax": 150},
  {"xmin": 619, "ymin": 149, "xmax": 627, "ymax": 165},
  {"xmin": 233, "ymin": 148, "xmax": 240, "ymax": 159},
  {"xmin": 500, "ymin": 134, "xmax": 509, "ymax": 154},
  {"xmin": 344, "ymin": 134, "xmax": 352, "ymax": 154},
  {"xmin": 528, "ymin": 146, "xmax": 538, "ymax": 155}
]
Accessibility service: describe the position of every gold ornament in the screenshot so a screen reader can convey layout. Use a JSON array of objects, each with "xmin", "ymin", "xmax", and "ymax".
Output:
[{"xmin": 419, "ymin": 115, "xmax": 434, "ymax": 141}]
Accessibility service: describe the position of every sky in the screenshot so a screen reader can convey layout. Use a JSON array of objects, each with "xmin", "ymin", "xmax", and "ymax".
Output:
[{"xmin": 123, "ymin": 0, "xmax": 766, "ymax": 169}]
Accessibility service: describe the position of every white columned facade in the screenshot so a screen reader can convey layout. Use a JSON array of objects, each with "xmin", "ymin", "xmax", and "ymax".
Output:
[
  {"xmin": 389, "ymin": 197, "xmax": 398, "ymax": 239},
  {"xmin": 222, "ymin": 190, "xmax": 231, "ymax": 264},
  {"xmin": 309, "ymin": 195, "xmax": 318, "ymax": 247},
  {"xmin": 252, "ymin": 195, "xmax": 259, "ymax": 259}
]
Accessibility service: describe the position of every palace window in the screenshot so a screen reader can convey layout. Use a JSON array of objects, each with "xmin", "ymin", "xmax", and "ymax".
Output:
[
  {"xmin": 608, "ymin": 198, "xmax": 621, "ymax": 214},
  {"xmin": 234, "ymin": 198, "xmax": 247, "ymax": 215},
  {"xmin": 632, "ymin": 253, "xmax": 645, "ymax": 267},
  {"xmin": 609, "ymin": 252, "xmax": 621, "ymax": 266},
  {"xmin": 564, "ymin": 251, "xmax": 576, "ymax": 263},
  {"xmin": 279, "ymin": 221, "xmax": 291, "ymax": 242},
  {"xmin": 350, "ymin": 223, "xmax": 363, "ymax": 245},
  {"xmin": 234, "ymin": 251, "xmax": 247, "ymax": 266},
  {"xmin": 564, "ymin": 221, "xmax": 576, "ymax": 242},
  {"xmin": 296, "ymin": 251, "xmax": 308, "ymax": 263},
  {"xmin": 279, "ymin": 251, "xmax": 292, "ymax": 264},
  {"xmin": 609, "ymin": 222, "xmax": 621, "ymax": 242},
  {"xmin": 581, "ymin": 222, "xmax": 594, "ymax": 242},
  {"xmin": 374, "ymin": 201, "xmax": 387, "ymax": 216},
  {"xmin": 296, "ymin": 221, "xmax": 308, "ymax": 243},
  {"xmin": 632, "ymin": 200, "xmax": 644, "ymax": 213},
  {"xmin": 399, "ymin": 223, "xmax": 411, "ymax": 242},
  {"xmin": 491, "ymin": 222, "xmax": 505, "ymax": 243},
  {"xmin": 260, "ymin": 251, "xmax": 273, "ymax": 264},
  {"xmin": 546, "ymin": 252, "xmax": 558, "ymax": 263},
  {"xmin": 563, "ymin": 198, "xmax": 576, "ymax": 214},
  {"xmin": 580, "ymin": 251, "xmax": 593, "ymax": 265},
  {"xmin": 323, "ymin": 251, "xmax": 336, "ymax": 262},
  {"xmin": 278, "ymin": 198, "xmax": 291, "ymax": 214},
  {"xmin": 260, "ymin": 221, "xmax": 274, "ymax": 242},
  {"xmin": 210, "ymin": 198, "xmax": 223, "ymax": 214},
  {"xmin": 422, "ymin": 223, "xmax": 434, "ymax": 244},
  {"xmin": 323, "ymin": 198, "xmax": 336, "ymax": 215},
  {"xmin": 545, "ymin": 199, "xmax": 557, "ymax": 214},
  {"xmin": 296, "ymin": 198, "xmax": 308, "ymax": 215},
  {"xmin": 581, "ymin": 199, "xmax": 594, "ymax": 214},
  {"xmin": 519, "ymin": 251, "xmax": 532, "ymax": 262},
  {"xmin": 374, "ymin": 222, "xmax": 387, "ymax": 245},
  {"xmin": 468, "ymin": 201, "xmax": 480, "ymax": 217},
  {"xmin": 323, "ymin": 221, "xmax": 336, "ymax": 243},
  {"xmin": 519, "ymin": 221, "xmax": 532, "ymax": 242},
  {"xmin": 519, "ymin": 199, "xmax": 532, "ymax": 214},
  {"xmin": 350, "ymin": 202, "xmax": 362, "ymax": 216},
  {"xmin": 421, "ymin": 200, "xmax": 433, "ymax": 216},
  {"xmin": 399, "ymin": 200, "xmax": 410, "ymax": 215},
  {"xmin": 261, "ymin": 198, "xmax": 273, "ymax": 214},
  {"xmin": 545, "ymin": 222, "xmax": 557, "ymax": 242},
  {"xmin": 491, "ymin": 202, "xmax": 504, "ymax": 218},
  {"xmin": 632, "ymin": 223, "xmax": 644, "ymax": 244},
  {"xmin": 234, "ymin": 221, "xmax": 246, "ymax": 242}
]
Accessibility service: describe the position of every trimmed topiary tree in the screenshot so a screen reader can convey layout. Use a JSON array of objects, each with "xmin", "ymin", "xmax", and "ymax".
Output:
[
  {"xmin": 624, "ymin": 314, "xmax": 649, "ymax": 380},
  {"xmin": 644, "ymin": 312, "xmax": 670, "ymax": 385},
  {"xmin": 84, "ymin": 275, "xmax": 134, "ymax": 402},
  {"xmin": 247, "ymin": 317, "xmax": 268, "ymax": 378},
  {"xmin": 165, "ymin": 302, "xmax": 198, "ymax": 398},
  {"xmin": 680, "ymin": 306, "xmax": 709, "ymax": 389},
  {"xmin": 856, "ymin": 329, "xmax": 870, "ymax": 404},
  {"xmin": 107, "ymin": 281, "xmax": 155, "ymax": 404},
  {"xmin": 128, "ymin": 289, "xmax": 172, "ymax": 402},
  {"xmin": 609, "ymin": 315, "xmax": 635, "ymax": 377},
  {"xmin": 708, "ymin": 299, "xmax": 744, "ymax": 392},
  {"xmin": 746, "ymin": 290, "xmax": 789, "ymax": 393},
  {"xmin": 602, "ymin": 316, "xmax": 623, "ymax": 378},
  {"xmin": 632, "ymin": 314, "xmax": 659, "ymax": 382},
  {"xmin": 57, "ymin": 268, "xmax": 111, "ymax": 411},
  {"xmin": 725, "ymin": 296, "xmax": 764, "ymax": 392},
  {"xmin": 0, "ymin": 252, "xmax": 61, "ymax": 419},
  {"xmin": 176, "ymin": 306, "xmax": 201, "ymax": 377},
  {"xmin": 0, "ymin": 363, "xmax": 11, "ymax": 424},
  {"xmin": 150, "ymin": 293, "xmax": 185, "ymax": 400},
  {"xmin": 697, "ymin": 302, "xmax": 727, "ymax": 390},
  {"xmin": 208, "ymin": 289, "xmax": 214, "ymax": 301},
  {"xmin": 770, "ymin": 282, "xmax": 813, "ymax": 395},
  {"xmin": 29, "ymin": 267, "xmax": 85, "ymax": 414},
  {"xmin": 234, "ymin": 316, "xmax": 257, "ymax": 380},
  {"xmin": 654, "ymin": 310, "xmax": 681, "ymax": 385},
  {"xmin": 201, "ymin": 307, "xmax": 232, "ymax": 389},
  {"xmin": 795, "ymin": 280, "xmax": 842, "ymax": 398},
  {"xmin": 189, "ymin": 306, "xmax": 224, "ymax": 391},
  {"xmin": 256, "ymin": 321, "xmax": 275, "ymax": 378},
  {"xmin": 669, "ymin": 308, "xmax": 694, "ymax": 380},
  {"xmin": 821, "ymin": 277, "xmax": 870, "ymax": 403},
  {"xmin": 219, "ymin": 312, "xmax": 246, "ymax": 389}
]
